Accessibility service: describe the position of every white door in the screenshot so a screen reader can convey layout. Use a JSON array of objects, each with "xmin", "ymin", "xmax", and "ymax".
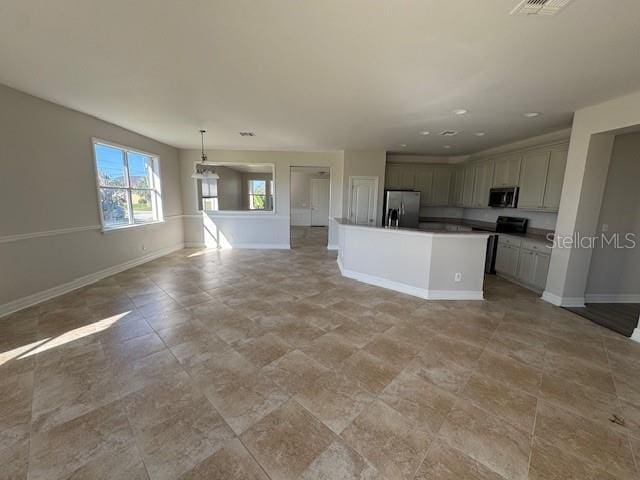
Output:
[
  {"xmin": 310, "ymin": 178, "xmax": 330, "ymax": 226},
  {"xmin": 349, "ymin": 177, "xmax": 378, "ymax": 225}
]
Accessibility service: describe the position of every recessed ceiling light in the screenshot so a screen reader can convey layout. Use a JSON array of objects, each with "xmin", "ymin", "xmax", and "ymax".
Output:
[
  {"xmin": 420, "ymin": 131, "xmax": 430, "ymax": 136},
  {"xmin": 453, "ymin": 109, "xmax": 468, "ymax": 115},
  {"xmin": 398, "ymin": 144, "xmax": 407, "ymax": 148},
  {"xmin": 523, "ymin": 112, "xmax": 540, "ymax": 118},
  {"xmin": 475, "ymin": 132, "xmax": 486, "ymax": 137},
  {"xmin": 443, "ymin": 145, "xmax": 451, "ymax": 149}
]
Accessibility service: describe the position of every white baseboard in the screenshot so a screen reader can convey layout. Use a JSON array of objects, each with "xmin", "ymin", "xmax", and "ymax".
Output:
[
  {"xmin": 541, "ymin": 290, "xmax": 585, "ymax": 308},
  {"xmin": 337, "ymin": 258, "xmax": 483, "ymax": 301},
  {"xmin": 183, "ymin": 242, "xmax": 290, "ymax": 250},
  {"xmin": 327, "ymin": 244, "xmax": 338, "ymax": 251},
  {"xmin": 0, "ymin": 243, "xmax": 185, "ymax": 319},
  {"xmin": 184, "ymin": 242, "xmax": 206, "ymax": 248},
  {"xmin": 229, "ymin": 243, "xmax": 290, "ymax": 250},
  {"xmin": 427, "ymin": 290, "xmax": 484, "ymax": 300},
  {"xmin": 584, "ymin": 294, "xmax": 640, "ymax": 304}
]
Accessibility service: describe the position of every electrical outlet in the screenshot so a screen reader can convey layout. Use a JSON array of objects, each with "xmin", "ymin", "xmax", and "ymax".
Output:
[
  {"xmin": 454, "ymin": 273, "xmax": 462, "ymax": 282},
  {"xmin": 602, "ymin": 224, "xmax": 609, "ymax": 232}
]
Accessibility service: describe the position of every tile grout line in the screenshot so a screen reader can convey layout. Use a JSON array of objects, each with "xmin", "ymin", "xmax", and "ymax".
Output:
[
  {"xmin": 526, "ymin": 397, "xmax": 541, "ymax": 479},
  {"xmin": 602, "ymin": 337, "xmax": 640, "ymax": 477}
]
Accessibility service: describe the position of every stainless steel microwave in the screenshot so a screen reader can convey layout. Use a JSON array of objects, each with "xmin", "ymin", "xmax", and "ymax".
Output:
[{"xmin": 489, "ymin": 187, "xmax": 519, "ymax": 208}]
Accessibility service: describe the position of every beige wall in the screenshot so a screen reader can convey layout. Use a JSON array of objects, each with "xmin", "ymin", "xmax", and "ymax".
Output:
[
  {"xmin": 343, "ymin": 150, "xmax": 387, "ymax": 226},
  {"xmin": 0, "ymin": 84, "xmax": 183, "ymax": 312},
  {"xmin": 180, "ymin": 149, "xmax": 344, "ymax": 247},
  {"xmin": 215, "ymin": 165, "xmax": 243, "ymax": 210},
  {"xmin": 544, "ymin": 89, "xmax": 640, "ymax": 307},
  {"xmin": 586, "ymin": 131, "xmax": 640, "ymax": 298},
  {"xmin": 290, "ymin": 170, "xmax": 327, "ymax": 208}
]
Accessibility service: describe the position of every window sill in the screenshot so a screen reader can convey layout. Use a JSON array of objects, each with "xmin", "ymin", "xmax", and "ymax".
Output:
[{"xmin": 101, "ymin": 220, "xmax": 165, "ymax": 234}]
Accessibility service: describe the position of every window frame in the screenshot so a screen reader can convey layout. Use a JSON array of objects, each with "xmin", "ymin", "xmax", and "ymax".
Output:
[
  {"xmin": 197, "ymin": 175, "xmax": 219, "ymax": 212},
  {"xmin": 91, "ymin": 138, "xmax": 164, "ymax": 232},
  {"xmin": 247, "ymin": 178, "xmax": 269, "ymax": 211}
]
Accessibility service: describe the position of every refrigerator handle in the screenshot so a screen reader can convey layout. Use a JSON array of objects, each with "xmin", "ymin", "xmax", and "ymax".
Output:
[{"xmin": 400, "ymin": 202, "xmax": 405, "ymax": 216}]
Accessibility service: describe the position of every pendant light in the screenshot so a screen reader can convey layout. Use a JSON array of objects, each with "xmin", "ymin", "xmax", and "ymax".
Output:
[{"xmin": 191, "ymin": 129, "xmax": 220, "ymax": 180}]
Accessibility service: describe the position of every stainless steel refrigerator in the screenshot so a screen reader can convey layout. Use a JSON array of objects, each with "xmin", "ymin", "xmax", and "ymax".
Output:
[{"xmin": 383, "ymin": 190, "xmax": 421, "ymax": 228}]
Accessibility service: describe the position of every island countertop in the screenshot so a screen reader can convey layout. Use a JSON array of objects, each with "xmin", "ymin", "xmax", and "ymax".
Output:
[
  {"xmin": 334, "ymin": 218, "xmax": 491, "ymax": 238},
  {"xmin": 335, "ymin": 218, "xmax": 489, "ymax": 301}
]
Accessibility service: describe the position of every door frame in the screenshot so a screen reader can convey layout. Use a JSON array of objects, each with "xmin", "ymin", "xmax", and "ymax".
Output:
[
  {"xmin": 310, "ymin": 177, "xmax": 330, "ymax": 226},
  {"xmin": 348, "ymin": 176, "xmax": 379, "ymax": 225}
]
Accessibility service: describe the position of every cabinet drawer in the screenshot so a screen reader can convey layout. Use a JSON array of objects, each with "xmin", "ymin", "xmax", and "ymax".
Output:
[
  {"xmin": 498, "ymin": 235, "xmax": 522, "ymax": 247},
  {"xmin": 521, "ymin": 239, "xmax": 552, "ymax": 254}
]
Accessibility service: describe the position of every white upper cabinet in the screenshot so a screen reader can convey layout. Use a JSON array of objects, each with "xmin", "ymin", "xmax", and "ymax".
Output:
[
  {"xmin": 414, "ymin": 165, "xmax": 434, "ymax": 205},
  {"xmin": 472, "ymin": 160, "xmax": 494, "ymax": 207},
  {"xmin": 518, "ymin": 151, "xmax": 550, "ymax": 210},
  {"xmin": 399, "ymin": 165, "xmax": 416, "ymax": 189},
  {"xmin": 385, "ymin": 163, "xmax": 456, "ymax": 206},
  {"xmin": 542, "ymin": 149, "xmax": 568, "ymax": 211},
  {"xmin": 462, "ymin": 166, "xmax": 476, "ymax": 207},
  {"xmin": 386, "ymin": 164, "xmax": 416, "ymax": 189},
  {"xmin": 493, "ymin": 155, "xmax": 521, "ymax": 187},
  {"xmin": 451, "ymin": 167, "xmax": 465, "ymax": 206},
  {"xmin": 517, "ymin": 147, "xmax": 567, "ymax": 211},
  {"xmin": 385, "ymin": 164, "xmax": 403, "ymax": 189},
  {"xmin": 431, "ymin": 167, "xmax": 452, "ymax": 206}
]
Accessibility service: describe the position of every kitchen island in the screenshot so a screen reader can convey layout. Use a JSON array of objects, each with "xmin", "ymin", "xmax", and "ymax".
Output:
[{"xmin": 336, "ymin": 218, "xmax": 490, "ymax": 300}]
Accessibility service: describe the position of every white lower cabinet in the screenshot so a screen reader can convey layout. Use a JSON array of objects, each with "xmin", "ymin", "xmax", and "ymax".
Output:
[
  {"xmin": 531, "ymin": 251, "xmax": 551, "ymax": 290},
  {"xmin": 495, "ymin": 235, "xmax": 551, "ymax": 293},
  {"xmin": 495, "ymin": 243, "xmax": 519, "ymax": 277}
]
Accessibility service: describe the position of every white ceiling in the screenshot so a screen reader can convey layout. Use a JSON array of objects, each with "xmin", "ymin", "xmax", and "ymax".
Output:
[{"xmin": 1, "ymin": 0, "xmax": 640, "ymax": 155}]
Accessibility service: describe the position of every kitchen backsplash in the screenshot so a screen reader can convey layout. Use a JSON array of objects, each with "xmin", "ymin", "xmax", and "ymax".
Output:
[{"xmin": 420, "ymin": 206, "xmax": 558, "ymax": 231}]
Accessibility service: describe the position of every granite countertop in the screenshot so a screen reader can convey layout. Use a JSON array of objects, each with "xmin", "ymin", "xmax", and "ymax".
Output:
[
  {"xmin": 419, "ymin": 217, "xmax": 554, "ymax": 245},
  {"xmin": 334, "ymin": 218, "xmax": 491, "ymax": 238}
]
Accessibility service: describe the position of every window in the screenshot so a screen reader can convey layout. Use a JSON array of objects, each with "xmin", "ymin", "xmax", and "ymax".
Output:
[
  {"xmin": 248, "ymin": 179, "xmax": 267, "ymax": 210},
  {"xmin": 199, "ymin": 177, "xmax": 219, "ymax": 211},
  {"xmin": 93, "ymin": 140, "xmax": 163, "ymax": 229}
]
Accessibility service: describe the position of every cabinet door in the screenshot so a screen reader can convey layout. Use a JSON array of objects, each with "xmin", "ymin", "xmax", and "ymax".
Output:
[
  {"xmin": 462, "ymin": 166, "xmax": 475, "ymax": 207},
  {"xmin": 472, "ymin": 161, "xmax": 494, "ymax": 207},
  {"xmin": 516, "ymin": 249, "xmax": 536, "ymax": 285},
  {"xmin": 451, "ymin": 168, "xmax": 464, "ymax": 206},
  {"xmin": 399, "ymin": 165, "xmax": 416, "ymax": 189},
  {"xmin": 542, "ymin": 149, "xmax": 568, "ymax": 211},
  {"xmin": 519, "ymin": 152, "xmax": 550, "ymax": 209},
  {"xmin": 386, "ymin": 164, "xmax": 403, "ymax": 189},
  {"xmin": 532, "ymin": 253, "xmax": 551, "ymax": 290},
  {"xmin": 414, "ymin": 166, "xmax": 434, "ymax": 206},
  {"xmin": 496, "ymin": 243, "xmax": 519, "ymax": 277},
  {"xmin": 493, "ymin": 155, "xmax": 521, "ymax": 187},
  {"xmin": 431, "ymin": 167, "xmax": 452, "ymax": 205}
]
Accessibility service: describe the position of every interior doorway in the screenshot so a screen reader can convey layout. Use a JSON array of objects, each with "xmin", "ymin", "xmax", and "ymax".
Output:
[
  {"xmin": 569, "ymin": 129, "xmax": 640, "ymax": 337},
  {"xmin": 290, "ymin": 166, "xmax": 330, "ymax": 249}
]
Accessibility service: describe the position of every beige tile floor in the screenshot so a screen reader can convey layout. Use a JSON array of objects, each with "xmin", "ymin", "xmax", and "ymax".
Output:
[{"xmin": 2, "ymin": 226, "xmax": 640, "ymax": 479}]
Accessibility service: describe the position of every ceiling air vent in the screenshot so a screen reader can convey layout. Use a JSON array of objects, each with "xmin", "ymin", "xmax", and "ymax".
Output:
[
  {"xmin": 510, "ymin": 0, "xmax": 574, "ymax": 16},
  {"xmin": 439, "ymin": 130, "xmax": 459, "ymax": 137},
  {"xmin": 239, "ymin": 132, "xmax": 255, "ymax": 137}
]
